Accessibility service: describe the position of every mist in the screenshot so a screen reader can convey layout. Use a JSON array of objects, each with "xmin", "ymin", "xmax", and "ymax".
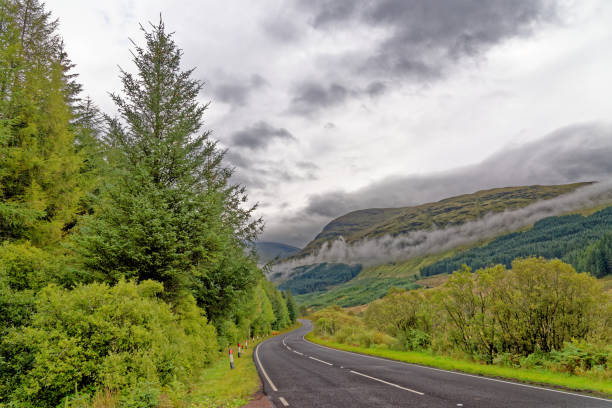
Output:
[{"xmin": 271, "ymin": 180, "xmax": 612, "ymax": 277}]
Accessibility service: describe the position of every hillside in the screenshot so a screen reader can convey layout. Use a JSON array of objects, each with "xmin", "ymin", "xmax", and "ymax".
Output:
[
  {"xmin": 296, "ymin": 204, "xmax": 612, "ymax": 308},
  {"xmin": 297, "ymin": 182, "xmax": 590, "ymax": 257},
  {"xmin": 421, "ymin": 205, "xmax": 612, "ymax": 277},
  {"xmin": 255, "ymin": 241, "xmax": 301, "ymax": 263}
]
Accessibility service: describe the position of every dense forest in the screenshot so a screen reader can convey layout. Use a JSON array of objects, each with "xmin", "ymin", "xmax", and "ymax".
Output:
[
  {"xmin": 0, "ymin": 1, "xmax": 295, "ymax": 407},
  {"xmin": 421, "ymin": 206, "xmax": 612, "ymax": 278},
  {"xmin": 277, "ymin": 263, "xmax": 362, "ymax": 295}
]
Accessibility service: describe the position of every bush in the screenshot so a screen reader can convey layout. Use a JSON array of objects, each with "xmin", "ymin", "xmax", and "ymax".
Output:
[
  {"xmin": 548, "ymin": 342, "xmax": 610, "ymax": 374},
  {"xmin": 399, "ymin": 328, "xmax": 432, "ymax": 351},
  {"xmin": 2, "ymin": 280, "xmax": 217, "ymax": 407}
]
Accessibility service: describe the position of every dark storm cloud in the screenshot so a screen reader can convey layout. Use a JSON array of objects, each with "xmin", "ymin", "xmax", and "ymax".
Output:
[
  {"xmin": 230, "ymin": 121, "xmax": 297, "ymax": 150},
  {"xmin": 265, "ymin": 122, "xmax": 612, "ymax": 246},
  {"xmin": 211, "ymin": 74, "xmax": 268, "ymax": 107}
]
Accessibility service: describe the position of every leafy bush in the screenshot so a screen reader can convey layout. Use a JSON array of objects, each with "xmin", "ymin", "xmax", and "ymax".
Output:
[{"xmin": 1, "ymin": 280, "xmax": 217, "ymax": 407}]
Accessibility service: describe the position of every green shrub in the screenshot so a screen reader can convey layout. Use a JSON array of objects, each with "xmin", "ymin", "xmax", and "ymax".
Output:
[
  {"xmin": 399, "ymin": 328, "xmax": 432, "ymax": 351},
  {"xmin": 548, "ymin": 342, "xmax": 609, "ymax": 374},
  {"xmin": 2, "ymin": 280, "xmax": 217, "ymax": 407}
]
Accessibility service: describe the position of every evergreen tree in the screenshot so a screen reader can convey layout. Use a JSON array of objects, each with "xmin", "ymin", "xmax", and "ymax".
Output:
[
  {"xmin": 73, "ymin": 19, "xmax": 261, "ymax": 317},
  {"xmin": 0, "ymin": 0, "xmax": 85, "ymax": 247},
  {"xmin": 285, "ymin": 290, "xmax": 298, "ymax": 323}
]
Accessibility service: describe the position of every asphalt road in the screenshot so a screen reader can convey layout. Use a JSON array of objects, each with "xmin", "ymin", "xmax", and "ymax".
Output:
[{"xmin": 253, "ymin": 319, "xmax": 612, "ymax": 408}]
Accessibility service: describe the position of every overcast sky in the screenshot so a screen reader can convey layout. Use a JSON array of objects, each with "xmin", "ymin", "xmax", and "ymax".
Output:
[{"xmin": 49, "ymin": 0, "xmax": 612, "ymax": 247}]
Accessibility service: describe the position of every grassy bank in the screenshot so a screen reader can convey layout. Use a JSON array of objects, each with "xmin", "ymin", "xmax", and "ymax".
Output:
[
  {"xmin": 167, "ymin": 323, "xmax": 302, "ymax": 408},
  {"xmin": 305, "ymin": 333, "xmax": 612, "ymax": 397}
]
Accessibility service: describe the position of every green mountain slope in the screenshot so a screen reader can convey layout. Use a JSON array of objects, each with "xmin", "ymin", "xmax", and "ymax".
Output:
[
  {"xmin": 255, "ymin": 241, "xmax": 301, "ymax": 263},
  {"xmin": 421, "ymin": 205, "xmax": 612, "ymax": 277},
  {"xmin": 296, "ymin": 204, "xmax": 612, "ymax": 308},
  {"xmin": 298, "ymin": 182, "xmax": 590, "ymax": 257}
]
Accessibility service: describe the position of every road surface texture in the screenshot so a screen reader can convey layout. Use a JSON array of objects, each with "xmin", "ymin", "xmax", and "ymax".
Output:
[{"xmin": 253, "ymin": 320, "xmax": 611, "ymax": 408}]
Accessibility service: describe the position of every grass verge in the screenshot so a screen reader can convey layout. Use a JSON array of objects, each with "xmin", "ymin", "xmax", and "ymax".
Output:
[
  {"xmin": 168, "ymin": 324, "xmax": 302, "ymax": 408},
  {"xmin": 305, "ymin": 333, "xmax": 612, "ymax": 397}
]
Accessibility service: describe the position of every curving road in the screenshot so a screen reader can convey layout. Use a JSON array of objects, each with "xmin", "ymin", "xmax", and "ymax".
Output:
[{"xmin": 253, "ymin": 320, "xmax": 612, "ymax": 408}]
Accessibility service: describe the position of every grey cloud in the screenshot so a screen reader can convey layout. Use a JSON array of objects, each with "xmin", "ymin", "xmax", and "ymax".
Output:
[
  {"xmin": 230, "ymin": 121, "xmax": 297, "ymax": 150},
  {"xmin": 306, "ymin": 0, "xmax": 558, "ymax": 80},
  {"xmin": 365, "ymin": 81, "xmax": 386, "ymax": 97},
  {"xmin": 224, "ymin": 150, "xmax": 253, "ymax": 169},
  {"xmin": 263, "ymin": 122, "xmax": 612, "ymax": 246},
  {"xmin": 212, "ymin": 74, "xmax": 268, "ymax": 107},
  {"xmin": 288, "ymin": 80, "xmax": 387, "ymax": 115},
  {"xmin": 280, "ymin": 0, "xmax": 559, "ymax": 115},
  {"xmin": 289, "ymin": 82, "xmax": 354, "ymax": 115},
  {"xmin": 296, "ymin": 161, "xmax": 319, "ymax": 171}
]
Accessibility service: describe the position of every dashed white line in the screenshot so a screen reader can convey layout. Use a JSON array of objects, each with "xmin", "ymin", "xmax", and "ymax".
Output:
[
  {"xmin": 350, "ymin": 370, "xmax": 424, "ymax": 395},
  {"xmin": 303, "ymin": 337, "xmax": 612, "ymax": 403},
  {"xmin": 279, "ymin": 396, "xmax": 289, "ymax": 406},
  {"xmin": 254, "ymin": 344, "xmax": 278, "ymax": 392},
  {"xmin": 309, "ymin": 356, "xmax": 333, "ymax": 366},
  {"xmin": 293, "ymin": 350, "xmax": 304, "ymax": 356}
]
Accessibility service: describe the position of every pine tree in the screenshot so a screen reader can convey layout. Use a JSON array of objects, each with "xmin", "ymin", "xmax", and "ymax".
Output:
[
  {"xmin": 73, "ymin": 19, "xmax": 261, "ymax": 317},
  {"xmin": 0, "ymin": 0, "xmax": 85, "ymax": 247},
  {"xmin": 285, "ymin": 290, "xmax": 298, "ymax": 323}
]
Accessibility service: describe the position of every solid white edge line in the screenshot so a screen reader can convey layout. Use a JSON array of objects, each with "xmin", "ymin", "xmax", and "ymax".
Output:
[
  {"xmin": 302, "ymin": 336, "xmax": 612, "ymax": 403},
  {"xmin": 350, "ymin": 370, "xmax": 424, "ymax": 395},
  {"xmin": 309, "ymin": 356, "xmax": 333, "ymax": 366},
  {"xmin": 293, "ymin": 350, "xmax": 304, "ymax": 356},
  {"xmin": 255, "ymin": 343, "xmax": 278, "ymax": 392},
  {"xmin": 279, "ymin": 396, "xmax": 289, "ymax": 406}
]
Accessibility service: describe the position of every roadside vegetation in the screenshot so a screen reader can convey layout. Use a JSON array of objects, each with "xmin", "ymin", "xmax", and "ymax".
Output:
[
  {"xmin": 307, "ymin": 257, "xmax": 612, "ymax": 395},
  {"xmin": 0, "ymin": 2, "xmax": 297, "ymax": 407}
]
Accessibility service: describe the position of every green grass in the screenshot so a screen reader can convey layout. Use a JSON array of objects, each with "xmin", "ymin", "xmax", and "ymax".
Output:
[
  {"xmin": 305, "ymin": 333, "xmax": 612, "ymax": 397},
  {"xmin": 166, "ymin": 323, "xmax": 301, "ymax": 407}
]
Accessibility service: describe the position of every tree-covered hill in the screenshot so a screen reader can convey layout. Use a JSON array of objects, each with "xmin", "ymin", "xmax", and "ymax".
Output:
[
  {"xmin": 277, "ymin": 263, "xmax": 362, "ymax": 295},
  {"xmin": 421, "ymin": 206, "xmax": 612, "ymax": 277},
  {"xmin": 297, "ymin": 183, "xmax": 590, "ymax": 257}
]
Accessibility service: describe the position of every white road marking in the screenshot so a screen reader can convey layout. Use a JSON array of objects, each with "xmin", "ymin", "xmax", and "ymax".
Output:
[
  {"xmin": 293, "ymin": 350, "xmax": 304, "ymax": 356},
  {"xmin": 254, "ymin": 343, "xmax": 278, "ymax": 392},
  {"xmin": 350, "ymin": 370, "xmax": 424, "ymax": 395},
  {"xmin": 279, "ymin": 396, "xmax": 289, "ymax": 406},
  {"xmin": 287, "ymin": 346, "xmax": 292, "ymax": 351},
  {"xmin": 309, "ymin": 356, "xmax": 333, "ymax": 366},
  {"xmin": 303, "ymin": 337, "xmax": 612, "ymax": 403},
  {"xmin": 457, "ymin": 404, "xmax": 463, "ymax": 407}
]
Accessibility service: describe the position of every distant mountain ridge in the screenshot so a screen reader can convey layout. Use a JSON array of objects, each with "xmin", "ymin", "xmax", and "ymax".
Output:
[
  {"xmin": 255, "ymin": 241, "xmax": 301, "ymax": 264},
  {"xmin": 296, "ymin": 182, "xmax": 591, "ymax": 257}
]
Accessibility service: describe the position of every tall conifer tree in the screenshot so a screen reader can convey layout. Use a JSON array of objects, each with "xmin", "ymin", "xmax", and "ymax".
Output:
[{"xmin": 74, "ymin": 19, "xmax": 261, "ymax": 318}]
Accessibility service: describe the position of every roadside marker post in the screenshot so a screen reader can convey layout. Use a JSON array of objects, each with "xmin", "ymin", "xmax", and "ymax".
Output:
[
  {"xmin": 229, "ymin": 348, "xmax": 234, "ymax": 369},
  {"xmin": 238, "ymin": 342, "xmax": 242, "ymax": 358}
]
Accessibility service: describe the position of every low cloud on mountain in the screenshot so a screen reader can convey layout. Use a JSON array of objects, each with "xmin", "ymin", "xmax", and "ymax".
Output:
[{"xmin": 263, "ymin": 122, "xmax": 612, "ymax": 246}]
